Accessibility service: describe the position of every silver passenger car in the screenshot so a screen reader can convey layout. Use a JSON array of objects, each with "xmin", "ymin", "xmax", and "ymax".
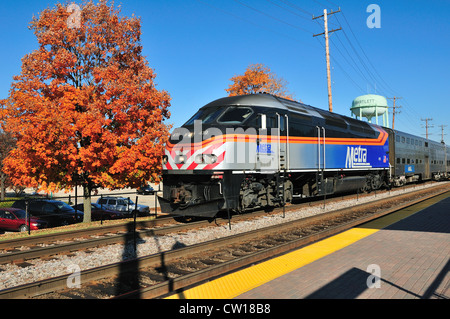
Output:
[{"xmin": 394, "ymin": 131, "xmax": 448, "ymax": 185}]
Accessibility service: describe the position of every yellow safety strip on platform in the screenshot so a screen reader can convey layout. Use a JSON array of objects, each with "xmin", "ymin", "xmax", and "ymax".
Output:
[{"xmin": 165, "ymin": 191, "xmax": 450, "ymax": 299}]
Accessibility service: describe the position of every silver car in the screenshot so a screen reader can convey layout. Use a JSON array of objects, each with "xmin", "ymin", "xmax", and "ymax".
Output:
[{"xmin": 97, "ymin": 196, "xmax": 150, "ymax": 217}]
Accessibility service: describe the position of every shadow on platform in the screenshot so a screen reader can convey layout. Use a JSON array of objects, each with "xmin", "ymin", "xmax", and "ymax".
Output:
[
  {"xmin": 304, "ymin": 260, "xmax": 449, "ymax": 299},
  {"xmin": 357, "ymin": 196, "xmax": 450, "ymax": 234}
]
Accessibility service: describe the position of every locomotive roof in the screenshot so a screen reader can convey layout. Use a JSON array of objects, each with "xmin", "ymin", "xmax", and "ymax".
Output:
[
  {"xmin": 203, "ymin": 94, "xmax": 369, "ymax": 127},
  {"xmin": 199, "ymin": 94, "xmax": 448, "ymax": 145},
  {"xmin": 203, "ymin": 94, "xmax": 306, "ymax": 112}
]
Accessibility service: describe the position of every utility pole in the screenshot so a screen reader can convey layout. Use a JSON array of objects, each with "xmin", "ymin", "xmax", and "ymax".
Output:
[
  {"xmin": 387, "ymin": 97, "xmax": 402, "ymax": 129},
  {"xmin": 438, "ymin": 124, "xmax": 447, "ymax": 144},
  {"xmin": 421, "ymin": 118, "xmax": 433, "ymax": 139},
  {"xmin": 313, "ymin": 8, "xmax": 341, "ymax": 113}
]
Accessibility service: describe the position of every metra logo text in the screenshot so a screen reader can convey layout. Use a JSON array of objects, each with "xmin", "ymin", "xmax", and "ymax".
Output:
[{"xmin": 345, "ymin": 146, "xmax": 372, "ymax": 168}]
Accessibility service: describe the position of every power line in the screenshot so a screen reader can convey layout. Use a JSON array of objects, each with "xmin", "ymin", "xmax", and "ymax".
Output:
[
  {"xmin": 314, "ymin": 37, "xmax": 365, "ymax": 93},
  {"xmin": 332, "ymin": 11, "xmax": 429, "ymax": 133},
  {"xmin": 204, "ymin": 0, "xmax": 393, "ymax": 101},
  {"xmin": 279, "ymin": 0, "xmax": 314, "ymax": 17},
  {"xmin": 324, "ymin": 0, "xmax": 340, "ymax": 7},
  {"xmin": 337, "ymin": 12, "xmax": 397, "ymax": 97},
  {"xmin": 331, "ymin": 34, "xmax": 374, "ymax": 88},
  {"xmin": 338, "ymin": 26, "xmax": 383, "ymax": 94},
  {"xmin": 233, "ymin": 0, "xmax": 315, "ymax": 34},
  {"xmin": 197, "ymin": 0, "xmax": 437, "ymax": 134},
  {"xmin": 195, "ymin": 0, "xmax": 313, "ymax": 47}
]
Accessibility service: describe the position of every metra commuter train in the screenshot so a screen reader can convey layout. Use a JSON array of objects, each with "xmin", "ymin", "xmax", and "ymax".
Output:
[{"xmin": 158, "ymin": 94, "xmax": 449, "ymax": 220}]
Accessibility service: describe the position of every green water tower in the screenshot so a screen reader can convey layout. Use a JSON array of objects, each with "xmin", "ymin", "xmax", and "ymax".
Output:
[{"xmin": 351, "ymin": 94, "xmax": 389, "ymax": 127}]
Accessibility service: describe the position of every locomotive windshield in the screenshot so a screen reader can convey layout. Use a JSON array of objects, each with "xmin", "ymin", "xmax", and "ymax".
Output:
[
  {"xmin": 184, "ymin": 107, "xmax": 224, "ymax": 126},
  {"xmin": 183, "ymin": 106, "xmax": 253, "ymax": 126},
  {"xmin": 217, "ymin": 107, "xmax": 253, "ymax": 124}
]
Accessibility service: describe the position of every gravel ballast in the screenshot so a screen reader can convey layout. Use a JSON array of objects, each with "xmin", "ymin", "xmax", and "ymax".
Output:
[{"xmin": 0, "ymin": 182, "xmax": 448, "ymax": 291}]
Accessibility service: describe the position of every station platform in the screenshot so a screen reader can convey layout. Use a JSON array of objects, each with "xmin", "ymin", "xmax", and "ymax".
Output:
[{"xmin": 167, "ymin": 191, "xmax": 450, "ymax": 299}]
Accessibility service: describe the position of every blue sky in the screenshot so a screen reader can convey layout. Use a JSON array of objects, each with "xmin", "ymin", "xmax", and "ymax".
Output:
[{"xmin": 1, "ymin": 0, "xmax": 449, "ymax": 143}]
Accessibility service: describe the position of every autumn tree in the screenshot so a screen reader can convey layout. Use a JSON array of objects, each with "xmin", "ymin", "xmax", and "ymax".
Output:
[
  {"xmin": 226, "ymin": 63, "xmax": 294, "ymax": 100},
  {"xmin": 0, "ymin": 0, "xmax": 171, "ymax": 222},
  {"xmin": 0, "ymin": 130, "xmax": 16, "ymax": 200}
]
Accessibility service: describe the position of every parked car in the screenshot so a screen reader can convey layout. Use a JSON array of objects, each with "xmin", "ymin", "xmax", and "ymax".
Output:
[
  {"xmin": 72, "ymin": 203, "xmax": 127, "ymax": 220},
  {"xmin": 136, "ymin": 185, "xmax": 155, "ymax": 195},
  {"xmin": 96, "ymin": 196, "xmax": 150, "ymax": 217},
  {"xmin": 12, "ymin": 199, "xmax": 83, "ymax": 227},
  {"xmin": 0, "ymin": 208, "xmax": 48, "ymax": 232}
]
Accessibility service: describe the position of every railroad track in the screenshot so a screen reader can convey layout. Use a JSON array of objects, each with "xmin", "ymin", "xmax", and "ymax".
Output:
[
  {"xmin": 0, "ymin": 182, "xmax": 448, "ymax": 299},
  {"xmin": 0, "ymin": 216, "xmax": 196, "ymax": 265},
  {"xmin": 0, "ymin": 181, "xmax": 442, "ymax": 265}
]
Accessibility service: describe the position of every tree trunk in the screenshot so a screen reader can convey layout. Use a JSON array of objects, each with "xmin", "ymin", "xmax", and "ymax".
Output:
[
  {"xmin": 83, "ymin": 183, "xmax": 92, "ymax": 223},
  {"xmin": 0, "ymin": 172, "xmax": 5, "ymax": 201}
]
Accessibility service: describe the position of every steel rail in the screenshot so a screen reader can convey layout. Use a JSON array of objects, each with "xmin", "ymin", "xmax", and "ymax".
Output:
[
  {"xmin": 123, "ymin": 187, "xmax": 450, "ymax": 299},
  {"xmin": 0, "ymin": 216, "xmax": 174, "ymax": 250},
  {"xmin": 0, "ymin": 185, "xmax": 448, "ymax": 299},
  {"xmin": 0, "ymin": 181, "xmax": 442, "ymax": 265},
  {"xmin": 0, "ymin": 218, "xmax": 210, "ymax": 265},
  {"xmin": 0, "ymin": 180, "xmax": 442, "ymax": 254}
]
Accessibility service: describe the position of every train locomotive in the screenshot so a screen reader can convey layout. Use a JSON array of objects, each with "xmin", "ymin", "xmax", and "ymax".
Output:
[{"xmin": 158, "ymin": 94, "xmax": 449, "ymax": 220}]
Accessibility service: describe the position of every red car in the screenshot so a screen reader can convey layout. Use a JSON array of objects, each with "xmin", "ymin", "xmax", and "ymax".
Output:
[{"xmin": 0, "ymin": 208, "xmax": 48, "ymax": 232}]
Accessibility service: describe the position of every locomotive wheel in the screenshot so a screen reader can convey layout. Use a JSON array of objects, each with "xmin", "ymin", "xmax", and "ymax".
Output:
[{"xmin": 173, "ymin": 216, "xmax": 198, "ymax": 223}]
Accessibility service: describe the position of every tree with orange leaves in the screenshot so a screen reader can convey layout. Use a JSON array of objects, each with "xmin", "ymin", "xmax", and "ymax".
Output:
[
  {"xmin": 0, "ymin": 1, "xmax": 171, "ymax": 222},
  {"xmin": 226, "ymin": 64, "xmax": 294, "ymax": 100}
]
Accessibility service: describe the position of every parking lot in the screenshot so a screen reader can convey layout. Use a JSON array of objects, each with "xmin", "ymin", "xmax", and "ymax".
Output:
[
  {"xmin": 28, "ymin": 183, "xmax": 162, "ymax": 209},
  {"xmin": 0, "ymin": 183, "xmax": 164, "ymax": 234}
]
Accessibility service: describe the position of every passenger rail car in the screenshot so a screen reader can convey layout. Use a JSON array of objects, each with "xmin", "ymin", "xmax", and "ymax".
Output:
[{"xmin": 158, "ymin": 94, "xmax": 449, "ymax": 219}]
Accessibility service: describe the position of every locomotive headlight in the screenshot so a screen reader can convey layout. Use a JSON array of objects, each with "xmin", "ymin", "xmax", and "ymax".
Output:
[
  {"xmin": 162, "ymin": 155, "xmax": 168, "ymax": 164},
  {"xmin": 194, "ymin": 154, "xmax": 217, "ymax": 164},
  {"xmin": 175, "ymin": 155, "xmax": 186, "ymax": 164},
  {"xmin": 204, "ymin": 154, "xmax": 217, "ymax": 164},
  {"xmin": 195, "ymin": 154, "xmax": 204, "ymax": 164}
]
